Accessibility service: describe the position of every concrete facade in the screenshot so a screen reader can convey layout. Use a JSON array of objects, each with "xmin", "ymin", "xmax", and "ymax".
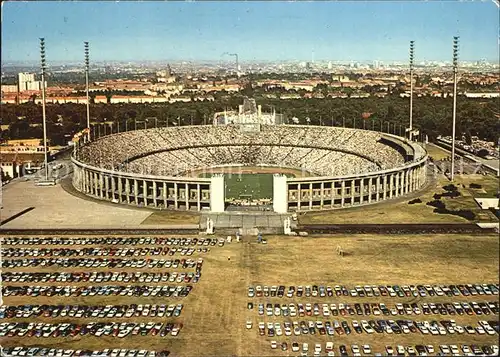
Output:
[
  {"xmin": 71, "ymin": 125, "xmax": 428, "ymax": 213},
  {"xmin": 284, "ymin": 159, "xmax": 427, "ymax": 212},
  {"xmin": 72, "ymin": 158, "xmax": 213, "ymax": 211},
  {"xmin": 209, "ymin": 174, "xmax": 226, "ymax": 212},
  {"xmin": 273, "ymin": 174, "xmax": 288, "ymax": 213},
  {"xmin": 73, "ymin": 154, "xmax": 427, "ymax": 213}
]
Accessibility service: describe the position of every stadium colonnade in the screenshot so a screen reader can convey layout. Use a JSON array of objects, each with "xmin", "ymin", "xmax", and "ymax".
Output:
[{"xmin": 71, "ymin": 125, "xmax": 428, "ymax": 213}]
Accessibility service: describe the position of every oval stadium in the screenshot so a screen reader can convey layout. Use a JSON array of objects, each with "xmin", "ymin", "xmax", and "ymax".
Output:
[{"xmin": 72, "ymin": 100, "xmax": 427, "ymax": 214}]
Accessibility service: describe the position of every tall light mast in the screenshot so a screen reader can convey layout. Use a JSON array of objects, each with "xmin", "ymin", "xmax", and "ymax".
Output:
[
  {"xmin": 409, "ymin": 40, "xmax": 415, "ymax": 140},
  {"xmin": 451, "ymin": 36, "xmax": 459, "ymax": 181},
  {"xmin": 85, "ymin": 42, "xmax": 91, "ymax": 142},
  {"xmin": 40, "ymin": 38, "xmax": 49, "ymax": 182}
]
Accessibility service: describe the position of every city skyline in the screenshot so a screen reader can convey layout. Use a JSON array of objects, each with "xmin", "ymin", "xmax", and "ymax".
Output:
[{"xmin": 2, "ymin": 1, "xmax": 499, "ymax": 63}]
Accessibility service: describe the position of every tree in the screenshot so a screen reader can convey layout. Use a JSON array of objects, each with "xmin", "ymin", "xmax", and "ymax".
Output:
[
  {"xmin": 105, "ymin": 88, "xmax": 112, "ymax": 104},
  {"xmin": 386, "ymin": 105, "xmax": 396, "ymax": 121},
  {"xmin": 1, "ymin": 169, "xmax": 12, "ymax": 183}
]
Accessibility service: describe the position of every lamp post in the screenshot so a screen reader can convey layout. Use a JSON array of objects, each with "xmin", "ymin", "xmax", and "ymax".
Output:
[
  {"xmin": 84, "ymin": 42, "xmax": 90, "ymax": 142},
  {"xmin": 409, "ymin": 40, "xmax": 415, "ymax": 140},
  {"xmin": 40, "ymin": 38, "xmax": 49, "ymax": 182},
  {"xmin": 451, "ymin": 36, "xmax": 459, "ymax": 181}
]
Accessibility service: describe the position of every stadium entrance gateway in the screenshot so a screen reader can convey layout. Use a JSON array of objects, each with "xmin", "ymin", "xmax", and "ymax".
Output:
[{"xmin": 208, "ymin": 172, "xmax": 288, "ymax": 214}]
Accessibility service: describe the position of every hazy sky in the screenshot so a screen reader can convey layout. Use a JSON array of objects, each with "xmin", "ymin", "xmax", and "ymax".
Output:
[{"xmin": 2, "ymin": 1, "xmax": 499, "ymax": 62}]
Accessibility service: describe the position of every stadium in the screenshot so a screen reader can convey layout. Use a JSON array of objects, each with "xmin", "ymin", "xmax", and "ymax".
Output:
[{"xmin": 71, "ymin": 99, "xmax": 428, "ymax": 213}]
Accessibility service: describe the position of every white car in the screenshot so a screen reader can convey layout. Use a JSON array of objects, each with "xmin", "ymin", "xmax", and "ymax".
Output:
[
  {"xmin": 315, "ymin": 344, "xmax": 322, "ymax": 353},
  {"xmin": 476, "ymin": 326, "xmax": 486, "ymax": 334},
  {"xmin": 484, "ymin": 325, "xmax": 496, "ymax": 335},
  {"xmin": 362, "ymin": 345, "xmax": 371, "ymax": 354},
  {"xmin": 440, "ymin": 345, "xmax": 451, "ymax": 354},
  {"xmin": 326, "ymin": 342, "xmax": 334, "ymax": 352},
  {"xmin": 292, "ymin": 343, "xmax": 300, "ymax": 352},
  {"xmin": 245, "ymin": 321, "xmax": 252, "ymax": 329},
  {"xmin": 270, "ymin": 341, "xmax": 277, "ymax": 349},
  {"xmin": 449, "ymin": 345, "xmax": 460, "ymax": 355}
]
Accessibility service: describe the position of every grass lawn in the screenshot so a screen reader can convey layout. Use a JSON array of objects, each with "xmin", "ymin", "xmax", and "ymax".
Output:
[
  {"xmin": 300, "ymin": 173, "xmax": 499, "ymax": 225},
  {"xmin": 452, "ymin": 174, "xmax": 499, "ymax": 198},
  {"xmin": 199, "ymin": 172, "xmax": 291, "ymax": 200},
  {"xmin": 1, "ymin": 234, "xmax": 499, "ymax": 356},
  {"xmin": 224, "ymin": 173, "xmax": 275, "ymax": 200},
  {"xmin": 140, "ymin": 211, "xmax": 200, "ymax": 225},
  {"xmin": 197, "ymin": 166, "xmax": 301, "ymax": 200},
  {"xmin": 424, "ymin": 143, "xmax": 451, "ymax": 161}
]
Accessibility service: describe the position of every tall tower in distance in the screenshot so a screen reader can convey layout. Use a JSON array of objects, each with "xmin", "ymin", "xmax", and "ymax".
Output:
[{"xmin": 18, "ymin": 72, "xmax": 35, "ymax": 91}]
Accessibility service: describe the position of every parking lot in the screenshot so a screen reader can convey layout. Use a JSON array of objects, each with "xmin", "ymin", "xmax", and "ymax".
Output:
[
  {"xmin": 0, "ymin": 233, "xmax": 498, "ymax": 356},
  {"xmin": 0, "ymin": 236, "xmax": 222, "ymax": 356}
]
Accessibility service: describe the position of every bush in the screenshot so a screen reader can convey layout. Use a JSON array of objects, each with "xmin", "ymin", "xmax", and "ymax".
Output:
[
  {"xmin": 453, "ymin": 210, "xmax": 476, "ymax": 221},
  {"xmin": 432, "ymin": 207, "xmax": 448, "ymax": 214},
  {"xmin": 408, "ymin": 198, "xmax": 422, "ymax": 205},
  {"xmin": 442, "ymin": 190, "xmax": 461, "ymax": 198},
  {"xmin": 469, "ymin": 183, "xmax": 482, "ymax": 189},
  {"xmin": 427, "ymin": 200, "xmax": 446, "ymax": 210},
  {"xmin": 489, "ymin": 208, "xmax": 500, "ymax": 219},
  {"xmin": 442, "ymin": 184, "xmax": 458, "ymax": 192},
  {"xmin": 477, "ymin": 148, "xmax": 489, "ymax": 158}
]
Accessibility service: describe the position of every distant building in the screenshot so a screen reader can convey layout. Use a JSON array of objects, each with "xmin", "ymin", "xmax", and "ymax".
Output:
[
  {"xmin": 332, "ymin": 75, "xmax": 350, "ymax": 83},
  {"xmin": 0, "ymin": 138, "xmax": 48, "ymax": 179},
  {"xmin": 17, "ymin": 72, "xmax": 46, "ymax": 92},
  {"xmin": 213, "ymin": 97, "xmax": 282, "ymax": 126},
  {"xmin": 1, "ymin": 85, "xmax": 18, "ymax": 93},
  {"xmin": 464, "ymin": 92, "xmax": 500, "ymax": 98},
  {"xmin": 18, "ymin": 72, "xmax": 35, "ymax": 86}
]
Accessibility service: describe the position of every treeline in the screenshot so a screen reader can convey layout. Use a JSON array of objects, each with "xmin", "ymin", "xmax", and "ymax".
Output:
[{"xmin": 1, "ymin": 95, "xmax": 498, "ymax": 146}]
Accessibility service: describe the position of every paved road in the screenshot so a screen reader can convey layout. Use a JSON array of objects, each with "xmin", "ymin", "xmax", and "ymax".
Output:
[{"xmin": 431, "ymin": 142, "xmax": 499, "ymax": 174}]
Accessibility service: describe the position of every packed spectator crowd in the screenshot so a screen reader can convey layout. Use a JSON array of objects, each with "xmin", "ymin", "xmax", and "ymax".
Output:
[{"xmin": 76, "ymin": 125, "xmax": 407, "ymax": 178}]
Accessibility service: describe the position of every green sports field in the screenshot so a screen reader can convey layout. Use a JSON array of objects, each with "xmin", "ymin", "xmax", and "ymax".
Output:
[
  {"xmin": 198, "ymin": 173, "xmax": 275, "ymax": 199},
  {"xmin": 225, "ymin": 173, "xmax": 274, "ymax": 199},
  {"xmin": 198, "ymin": 170, "xmax": 297, "ymax": 200}
]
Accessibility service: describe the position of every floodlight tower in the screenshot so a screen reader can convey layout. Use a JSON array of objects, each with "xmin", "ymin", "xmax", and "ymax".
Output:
[
  {"xmin": 230, "ymin": 53, "xmax": 239, "ymax": 77},
  {"xmin": 222, "ymin": 52, "xmax": 239, "ymax": 76},
  {"xmin": 451, "ymin": 36, "xmax": 459, "ymax": 181},
  {"xmin": 40, "ymin": 38, "xmax": 49, "ymax": 181},
  {"xmin": 84, "ymin": 42, "xmax": 91, "ymax": 142},
  {"xmin": 409, "ymin": 40, "xmax": 415, "ymax": 140}
]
